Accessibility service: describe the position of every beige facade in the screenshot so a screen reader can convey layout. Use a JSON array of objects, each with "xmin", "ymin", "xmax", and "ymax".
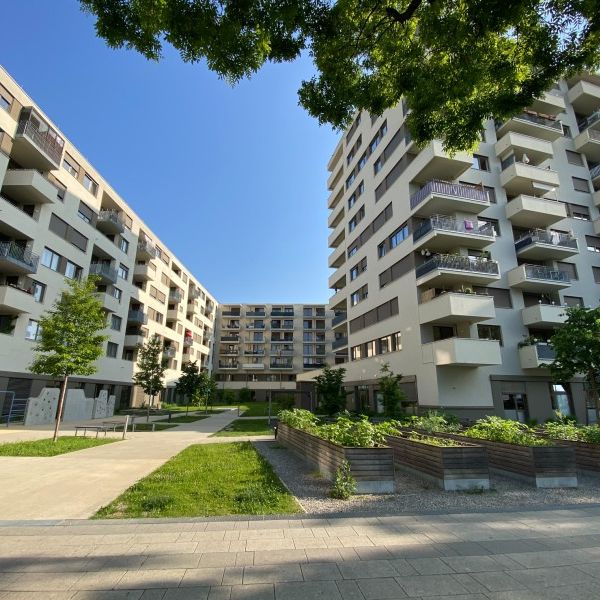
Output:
[
  {"xmin": 0, "ymin": 66, "xmax": 217, "ymax": 410},
  {"xmin": 214, "ymin": 304, "xmax": 333, "ymax": 401},
  {"xmin": 309, "ymin": 73, "xmax": 600, "ymax": 424}
]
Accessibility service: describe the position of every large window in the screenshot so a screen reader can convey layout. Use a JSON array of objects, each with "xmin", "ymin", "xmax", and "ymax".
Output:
[
  {"xmin": 550, "ymin": 384, "xmax": 574, "ymax": 416},
  {"xmin": 503, "ymin": 393, "xmax": 529, "ymax": 423},
  {"xmin": 30, "ymin": 280, "xmax": 46, "ymax": 303},
  {"xmin": 83, "ymin": 173, "xmax": 98, "ymax": 196},
  {"xmin": 106, "ymin": 341, "xmax": 118, "ymax": 358},
  {"xmin": 41, "ymin": 248, "xmax": 60, "ymax": 271},
  {"xmin": 25, "ymin": 319, "xmax": 41, "ymax": 341},
  {"xmin": 64, "ymin": 260, "xmax": 81, "ymax": 280},
  {"xmin": 472, "ymin": 154, "xmax": 490, "ymax": 171},
  {"xmin": 117, "ymin": 264, "xmax": 129, "ymax": 280},
  {"xmin": 110, "ymin": 315, "xmax": 122, "ymax": 331}
]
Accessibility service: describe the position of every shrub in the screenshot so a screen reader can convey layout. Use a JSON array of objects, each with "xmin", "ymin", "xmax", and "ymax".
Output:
[
  {"xmin": 543, "ymin": 421, "xmax": 600, "ymax": 444},
  {"xmin": 320, "ymin": 415, "xmax": 385, "ymax": 447},
  {"xmin": 580, "ymin": 426, "xmax": 600, "ymax": 444},
  {"xmin": 405, "ymin": 432, "xmax": 462, "ymax": 447},
  {"xmin": 329, "ymin": 460, "xmax": 356, "ymax": 499},
  {"xmin": 465, "ymin": 416, "xmax": 549, "ymax": 446},
  {"xmin": 405, "ymin": 411, "xmax": 461, "ymax": 433},
  {"xmin": 278, "ymin": 409, "xmax": 319, "ymax": 432},
  {"xmin": 276, "ymin": 394, "xmax": 296, "ymax": 411}
]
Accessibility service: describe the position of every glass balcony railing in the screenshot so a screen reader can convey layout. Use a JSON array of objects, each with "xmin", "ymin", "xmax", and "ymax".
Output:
[
  {"xmin": 332, "ymin": 337, "xmax": 348, "ymax": 350},
  {"xmin": 410, "ymin": 180, "xmax": 488, "ymax": 211},
  {"xmin": 522, "ymin": 264, "xmax": 570, "ymax": 283},
  {"xmin": 415, "ymin": 254, "xmax": 499, "ymax": 279},
  {"xmin": 413, "ymin": 215, "xmax": 496, "ymax": 242},
  {"xmin": 497, "ymin": 111, "xmax": 563, "ymax": 131},
  {"xmin": 89, "ymin": 262, "xmax": 118, "ymax": 282},
  {"xmin": 515, "ymin": 229, "xmax": 578, "ymax": 252},
  {"xmin": 332, "ymin": 313, "xmax": 347, "ymax": 326},
  {"xmin": 577, "ymin": 110, "xmax": 600, "ymax": 132}
]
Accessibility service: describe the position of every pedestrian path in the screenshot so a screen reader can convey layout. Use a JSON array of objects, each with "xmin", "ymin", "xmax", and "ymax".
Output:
[
  {"xmin": 1, "ymin": 505, "xmax": 599, "ymax": 598},
  {"xmin": 0, "ymin": 409, "xmax": 262, "ymax": 520}
]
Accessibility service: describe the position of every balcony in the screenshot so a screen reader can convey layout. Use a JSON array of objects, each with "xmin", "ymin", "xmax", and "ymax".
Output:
[
  {"xmin": 0, "ymin": 196, "xmax": 38, "ymax": 240},
  {"xmin": 332, "ymin": 312, "xmax": 347, "ymax": 327},
  {"xmin": 495, "ymin": 112, "xmax": 563, "ymax": 142},
  {"xmin": 222, "ymin": 322, "xmax": 240, "ymax": 330},
  {"xmin": 167, "ymin": 308, "xmax": 181, "ymax": 321},
  {"xmin": 594, "ymin": 218, "xmax": 600, "ymax": 235},
  {"xmin": 127, "ymin": 309, "xmax": 148, "ymax": 325},
  {"xmin": 271, "ymin": 310, "xmax": 295, "ymax": 317},
  {"xmin": 518, "ymin": 343, "xmax": 555, "ymax": 369},
  {"xmin": 0, "ymin": 283, "xmax": 37, "ymax": 314},
  {"xmin": 124, "ymin": 333, "xmax": 146, "ymax": 347},
  {"xmin": 505, "ymin": 195, "xmax": 567, "ymax": 228},
  {"xmin": 507, "ymin": 264, "xmax": 570, "ymax": 291},
  {"xmin": 136, "ymin": 238, "xmax": 157, "ymax": 260},
  {"xmin": 218, "ymin": 362, "xmax": 239, "ymax": 369},
  {"xmin": 2, "ymin": 169, "xmax": 60, "ymax": 204},
  {"xmin": 592, "ymin": 164, "xmax": 600, "ymax": 188},
  {"xmin": 96, "ymin": 211, "xmax": 125, "ymax": 235},
  {"xmin": 415, "ymin": 254, "xmax": 500, "ymax": 287},
  {"xmin": 529, "ymin": 90, "xmax": 566, "ymax": 116},
  {"xmin": 183, "ymin": 336, "xmax": 193, "ymax": 347},
  {"xmin": 0, "ymin": 242, "xmax": 39, "ymax": 275},
  {"xmin": 133, "ymin": 263, "xmax": 154, "ymax": 281},
  {"xmin": 96, "ymin": 291, "xmax": 120, "ymax": 313},
  {"xmin": 521, "ymin": 304, "xmax": 567, "ymax": 328},
  {"xmin": 412, "ymin": 215, "xmax": 496, "ymax": 251},
  {"xmin": 163, "ymin": 347, "xmax": 177, "ymax": 359},
  {"xmin": 567, "ymin": 78, "xmax": 600, "ymax": 114},
  {"xmin": 418, "ymin": 292, "xmax": 495, "ymax": 325},
  {"xmin": 332, "ymin": 336, "xmax": 348, "ymax": 350},
  {"xmin": 242, "ymin": 363, "xmax": 265, "ymax": 370},
  {"xmin": 494, "ymin": 132, "xmax": 554, "ymax": 164},
  {"xmin": 13, "ymin": 108, "xmax": 64, "ymax": 170},
  {"xmin": 328, "ymin": 245, "xmax": 346, "ymax": 269},
  {"xmin": 220, "ymin": 348, "xmax": 239, "ymax": 356},
  {"xmin": 423, "ymin": 338, "xmax": 502, "ymax": 367},
  {"xmin": 89, "ymin": 262, "xmax": 118, "ymax": 284},
  {"xmin": 304, "ymin": 362, "xmax": 326, "ymax": 369},
  {"xmin": 189, "ymin": 287, "xmax": 202, "ymax": 300},
  {"xmin": 328, "ymin": 225, "xmax": 345, "ymax": 249},
  {"xmin": 410, "ymin": 180, "xmax": 490, "ymax": 217},
  {"xmin": 408, "ymin": 140, "xmax": 473, "ymax": 183},
  {"xmin": 222, "ymin": 310, "xmax": 241, "ymax": 317},
  {"xmin": 574, "ymin": 128, "xmax": 600, "ymax": 162},
  {"xmin": 246, "ymin": 310, "xmax": 266, "ymax": 317},
  {"xmin": 220, "ymin": 334, "xmax": 240, "ymax": 342},
  {"xmin": 169, "ymin": 289, "xmax": 184, "ymax": 303},
  {"xmin": 269, "ymin": 362, "xmax": 293, "ymax": 369},
  {"xmin": 243, "ymin": 349, "xmax": 265, "ymax": 356},
  {"xmin": 328, "ymin": 205, "xmax": 345, "ymax": 229},
  {"xmin": 246, "ymin": 323, "xmax": 266, "ymax": 330},
  {"xmin": 577, "ymin": 110, "xmax": 600, "ymax": 133},
  {"xmin": 514, "ymin": 229, "xmax": 578, "ymax": 260},
  {"xmin": 500, "ymin": 159, "xmax": 560, "ymax": 196}
]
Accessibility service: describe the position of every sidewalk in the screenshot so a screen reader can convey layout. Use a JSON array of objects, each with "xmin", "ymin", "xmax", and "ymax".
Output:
[
  {"xmin": 0, "ymin": 409, "xmax": 267, "ymax": 520},
  {"xmin": 1, "ymin": 505, "xmax": 600, "ymax": 598}
]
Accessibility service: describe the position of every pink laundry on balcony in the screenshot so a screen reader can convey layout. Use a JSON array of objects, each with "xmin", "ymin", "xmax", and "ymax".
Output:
[{"xmin": 464, "ymin": 220, "xmax": 474, "ymax": 230}]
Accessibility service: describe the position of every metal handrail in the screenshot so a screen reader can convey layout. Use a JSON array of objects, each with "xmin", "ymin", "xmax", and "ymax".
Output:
[
  {"xmin": 89, "ymin": 263, "xmax": 118, "ymax": 281},
  {"xmin": 16, "ymin": 115, "xmax": 64, "ymax": 165},
  {"xmin": 415, "ymin": 254, "xmax": 499, "ymax": 278},
  {"xmin": 413, "ymin": 215, "xmax": 495, "ymax": 242},
  {"xmin": 590, "ymin": 164, "xmax": 600, "ymax": 180},
  {"xmin": 410, "ymin": 180, "xmax": 489, "ymax": 210},
  {"xmin": 522, "ymin": 264, "xmax": 570, "ymax": 282},
  {"xmin": 515, "ymin": 229, "xmax": 577, "ymax": 251},
  {"xmin": 577, "ymin": 110, "xmax": 600, "ymax": 131},
  {"xmin": 0, "ymin": 242, "xmax": 39, "ymax": 270},
  {"xmin": 500, "ymin": 111, "xmax": 563, "ymax": 131}
]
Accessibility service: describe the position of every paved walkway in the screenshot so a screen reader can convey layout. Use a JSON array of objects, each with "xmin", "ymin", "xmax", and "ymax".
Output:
[
  {"xmin": 0, "ymin": 410, "xmax": 272, "ymax": 520},
  {"xmin": 1, "ymin": 505, "xmax": 600, "ymax": 598}
]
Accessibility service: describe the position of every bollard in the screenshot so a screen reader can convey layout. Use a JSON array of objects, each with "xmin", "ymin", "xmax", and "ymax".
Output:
[
  {"xmin": 152, "ymin": 423, "xmax": 156, "ymax": 432},
  {"xmin": 168, "ymin": 411, "xmax": 172, "ymax": 422},
  {"xmin": 122, "ymin": 415, "xmax": 130, "ymax": 440}
]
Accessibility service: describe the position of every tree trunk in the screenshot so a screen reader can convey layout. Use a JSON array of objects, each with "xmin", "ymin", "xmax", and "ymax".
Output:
[
  {"xmin": 53, "ymin": 375, "xmax": 69, "ymax": 442},
  {"xmin": 146, "ymin": 394, "xmax": 154, "ymax": 423}
]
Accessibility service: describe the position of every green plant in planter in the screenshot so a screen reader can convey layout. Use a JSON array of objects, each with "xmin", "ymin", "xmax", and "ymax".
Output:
[
  {"xmin": 405, "ymin": 411, "xmax": 461, "ymax": 433},
  {"xmin": 278, "ymin": 409, "xmax": 319, "ymax": 432},
  {"xmin": 518, "ymin": 335, "xmax": 539, "ymax": 348},
  {"xmin": 465, "ymin": 416, "xmax": 549, "ymax": 446},
  {"xmin": 406, "ymin": 433, "xmax": 462, "ymax": 447},
  {"xmin": 580, "ymin": 426, "xmax": 600, "ymax": 444},
  {"xmin": 320, "ymin": 415, "xmax": 385, "ymax": 447},
  {"xmin": 543, "ymin": 420, "xmax": 579, "ymax": 441},
  {"xmin": 329, "ymin": 460, "xmax": 356, "ymax": 499}
]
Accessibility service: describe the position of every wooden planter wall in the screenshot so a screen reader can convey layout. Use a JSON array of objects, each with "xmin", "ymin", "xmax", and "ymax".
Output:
[
  {"xmin": 544, "ymin": 439, "xmax": 600, "ymax": 475},
  {"xmin": 385, "ymin": 434, "xmax": 490, "ymax": 491},
  {"xmin": 277, "ymin": 423, "xmax": 395, "ymax": 493}
]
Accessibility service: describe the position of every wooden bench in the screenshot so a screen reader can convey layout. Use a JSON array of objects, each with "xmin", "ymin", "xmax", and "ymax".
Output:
[{"xmin": 74, "ymin": 425, "xmax": 109, "ymax": 438}]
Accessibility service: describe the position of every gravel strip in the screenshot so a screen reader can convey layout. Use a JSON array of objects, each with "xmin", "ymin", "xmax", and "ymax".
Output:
[{"xmin": 253, "ymin": 440, "xmax": 600, "ymax": 515}]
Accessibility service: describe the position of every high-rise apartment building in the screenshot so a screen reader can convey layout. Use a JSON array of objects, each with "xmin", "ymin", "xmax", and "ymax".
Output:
[
  {"xmin": 213, "ymin": 304, "xmax": 333, "ymax": 401},
  {"xmin": 314, "ymin": 73, "xmax": 600, "ymax": 424},
  {"xmin": 0, "ymin": 66, "xmax": 217, "ymax": 410}
]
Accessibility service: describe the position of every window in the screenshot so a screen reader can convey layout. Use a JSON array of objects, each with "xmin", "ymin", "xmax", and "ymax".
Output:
[
  {"xmin": 30, "ymin": 280, "xmax": 46, "ymax": 303},
  {"xmin": 110, "ymin": 315, "xmax": 122, "ymax": 331},
  {"xmin": 568, "ymin": 203, "xmax": 590, "ymax": 220},
  {"xmin": 77, "ymin": 201, "xmax": 94, "ymax": 224},
  {"xmin": 472, "ymin": 154, "xmax": 490, "ymax": 171},
  {"xmin": 62, "ymin": 158, "xmax": 78, "ymax": 177},
  {"xmin": 49, "ymin": 214, "xmax": 88, "ymax": 252},
  {"xmin": 351, "ymin": 331, "xmax": 402, "ymax": 361},
  {"xmin": 118, "ymin": 237, "xmax": 129, "ymax": 253},
  {"xmin": 350, "ymin": 284, "xmax": 368, "ymax": 307},
  {"xmin": 348, "ymin": 206, "xmax": 365, "ymax": 232},
  {"xmin": 484, "ymin": 186, "xmax": 497, "ymax": 204},
  {"xmin": 473, "ymin": 287, "xmax": 512, "ymax": 308},
  {"xmin": 503, "ymin": 393, "xmax": 529, "ymax": 423},
  {"xmin": 593, "ymin": 266, "xmax": 600, "ymax": 284},
  {"xmin": 25, "ymin": 319, "xmax": 41, "ymax": 341},
  {"xmin": 350, "ymin": 257, "xmax": 367, "ymax": 281},
  {"xmin": 83, "ymin": 173, "xmax": 98, "ymax": 196},
  {"xmin": 379, "ymin": 255, "xmax": 413, "ymax": 288},
  {"xmin": 563, "ymin": 296, "xmax": 584, "ymax": 307},
  {"xmin": 0, "ymin": 94, "xmax": 10, "ymax": 111},
  {"xmin": 117, "ymin": 264, "xmax": 129, "ymax": 280},
  {"xmin": 477, "ymin": 324, "xmax": 503, "ymax": 345},
  {"xmin": 572, "ymin": 176, "xmax": 590, "ymax": 193},
  {"xmin": 345, "ymin": 171, "xmax": 356, "ymax": 189},
  {"xmin": 0, "ymin": 314, "xmax": 15, "ymax": 335},
  {"xmin": 348, "ymin": 245, "xmax": 358, "ymax": 258},
  {"xmin": 477, "ymin": 217, "xmax": 500, "ymax": 236},
  {"xmin": 566, "ymin": 150, "xmax": 585, "ymax": 166},
  {"xmin": 357, "ymin": 180, "xmax": 364, "ymax": 195},
  {"xmin": 557, "ymin": 261, "xmax": 578, "ymax": 280},
  {"xmin": 550, "ymin": 384, "xmax": 574, "ymax": 416},
  {"xmin": 349, "ymin": 298, "xmax": 399, "ymax": 334},
  {"xmin": 586, "ymin": 235, "xmax": 600, "ymax": 253},
  {"xmin": 112, "ymin": 286, "xmax": 123, "ymax": 301},
  {"xmin": 374, "ymin": 157, "xmax": 383, "ymax": 174},
  {"xmin": 64, "ymin": 260, "xmax": 81, "ymax": 280},
  {"xmin": 562, "ymin": 124, "xmax": 572, "ymax": 138},
  {"xmin": 106, "ymin": 342, "xmax": 118, "ymax": 358},
  {"xmin": 389, "ymin": 223, "xmax": 409, "ymax": 249},
  {"xmin": 348, "ymin": 193, "xmax": 356, "ymax": 210},
  {"xmin": 41, "ymin": 248, "xmax": 60, "ymax": 271},
  {"xmin": 378, "ymin": 241, "xmax": 387, "ymax": 259}
]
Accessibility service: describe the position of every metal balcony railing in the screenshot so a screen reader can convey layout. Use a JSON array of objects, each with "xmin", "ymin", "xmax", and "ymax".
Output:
[
  {"xmin": 415, "ymin": 254, "xmax": 499, "ymax": 279},
  {"xmin": 410, "ymin": 180, "xmax": 489, "ymax": 210},
  {"xmin": 271, "ymin": 310, "xmax": 295, "ymax": 317},
  {"xmin": 169, "ymin": 289, "xmax": 184, "ymax": 302},
  {"xmin": 246, "ymin": 310, "xmax": 266, "ymax": 317},
  {"xmin": 515, "ymin": 229, "xmax": 578, "ymax": 252},
  {"xmin": 16, "ymin": 110, "xmax": 64, "ymax": 165},
  {"xmin": 127, "ymin": 309, "xmax": 147, "ymax": 325},
  {"xmin": 332, "ymin": 313, "xmax": 347, "ymax": 326},
  {"xmin": 89, "ymin": 262, "xmax": 118, "ymax": 281},
  {"xmin": 522, "ymin": 264, "xmax": 570, "ymax": 283},
  {"xmin": 498, "ymin": 111, "xmax": 563, "ymax": 131},
  {"xmin": 0, "ymin": 242, "xmax": 39, "ymax": 271},
  {"xmin": 590, "ymin": 164, "xmax": 600, "ymax": 180},
  {"xmin": 535, "ymin": 342, "xmax": 556, "ymax": 360},
  {"xmin": 137, "ymin": 238, "xmax": 157, "ymax": 257},
  {"xmin": 98, "ymin": 210, "xmax": 124, "ymax": 228},
  {"xmin": 413, "ymin": 215, "xmax": 495, "ymax": 242},
  {"xmin": 332, "ymin": 337, "xmax": 348, "ymax": 350},
  {"xmin": 577, "ymin": 110, "xmax": 600, "ymax": 132}
]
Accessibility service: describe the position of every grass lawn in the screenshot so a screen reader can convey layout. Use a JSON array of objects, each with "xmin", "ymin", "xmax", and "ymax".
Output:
[
  {"xmin": 94, "ymin": 442, "xmax": 300, "ymax": 518},
  {"xmin": 213, "ymin": 418, "xmax": 274, "ymax": 437},
  {"xmin": 0, "ymin": 436, "xmax": 118, "ymax": 457}
]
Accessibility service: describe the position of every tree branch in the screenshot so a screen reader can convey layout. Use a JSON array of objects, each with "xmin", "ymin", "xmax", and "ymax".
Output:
[{"xmin": 386, "ymin": 0, "xmax": 435, "ymax": 24}]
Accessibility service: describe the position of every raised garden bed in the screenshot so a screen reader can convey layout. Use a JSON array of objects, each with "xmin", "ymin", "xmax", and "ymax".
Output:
[
  {"xmin": 542, "ymin": 438, "xmax": 600, "ymax": 476},
  {"xmin": 429, "ymin": 431, "xmax": 577, "ymax": 488},
  {"xmin": 277, "ymin": 422, "xmax": 395, "ymax": 493},
  {"xmin": 385, "ymin": 433, "xmax": 490, "ymax": 491}
]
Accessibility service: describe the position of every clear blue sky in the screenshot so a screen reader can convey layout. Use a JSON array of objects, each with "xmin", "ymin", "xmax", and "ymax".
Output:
[{"xmin": 2, "ymin": 1, "xmax": 338, "ymax": 304}]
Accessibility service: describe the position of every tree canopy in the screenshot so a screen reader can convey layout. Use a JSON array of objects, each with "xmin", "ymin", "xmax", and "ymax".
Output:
[
  {"xmin": 314, "ymin": 365, "xmax": 347, "ymax": 415},
  {"xmin": 80, "ymin": 0, "xmax": 600, "ymax": 150},
  {"xmin": 133, "ymin": 334, "xmax": 167, "ymax": 419},
  {"xmin": 377, "ymin": 363, "xmax": 406, "ymax": 417}
]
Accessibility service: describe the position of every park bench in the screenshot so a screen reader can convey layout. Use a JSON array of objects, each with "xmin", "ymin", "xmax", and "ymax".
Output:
[{"xmin": 74, "ymin": 425, "xmax": 109, "ymax": 438}]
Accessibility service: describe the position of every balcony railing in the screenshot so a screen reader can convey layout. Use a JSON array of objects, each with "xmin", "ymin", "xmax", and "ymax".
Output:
[
  {"xmin": 304, "ymin": 362, "xmax": 326, "ymax": 369},
  {"xmin": 244, "ymin": 350, "xmax": 265, "ymax": 355},
  {"xmin": 127, "ymin": 309, "xmax": 148, "ymax": 325},
  {"xmin": 332, "ymin": 313, "xmax": 347, "ymax": 326},
  {"xmin": 219, "ymin": 362, "xmax": 239, "ymax": 369},
  {"xmin": 163, "ymin": 347, "xmax": 176, "ymax": 358},
  {"xmin": 0, "ymin": 242, "xmax": 39, "ymax": 272},
  {"xmin": 271, "ymin": 310, "xmax": 295, "ymax": 317},
  {"xmin": 332, "ymin": 337, "xmax": 348, "ymax": 350},
  {"xmin": 590, "ymin": 164, "xmax": 600, "ymax": 180},
  {"xmin": 410, "ymin": 180, "xmax": 489, "ymax": 211},
  {"xmin": 169, "ymin": 289, "xmax": 184, "ymax": 302},
  {"xmin": 522, "ymin": 264, "xmax": 570, "ymax": 283},
  {"xmin": 220, "ymin": 335, "xmax": 239, "ymax": 342},
  {"xmin": 137, "ymin": 238, "xmax": 157, "ymax": 257},
  {"xmin": 515, "ymin": 229, "xmax": 578, "ymax": 252},
  {"xmin": 89, "ymin": 262, "xmax": 118, "ymax": 282},
  {"xmin": 16, "ymin": 110, "xmax": 64, "ymax": 165},
  {"xmin": 522, "ymin": 342, "xmax": 556, "ymax": 361},
  {"xmin": 577, "ymin": 110, "xmax": 600, "ymax": 131},
  {"xmin": 97, "ymin": 210, "xmax": 124, "ymax": 228},
  {"xmin": 270, "ymin": 361, "xmax": 294, "ymax": 369},
  {"xmin": 498, "ymin": 111, "xmax": 563, "ymax": 131},
  {"xmin": 415, "ymin": 254, "xmax": 500, "ymax": 279},
  {"xmin": 222, "ymin": 310, "xmax": 241, "ymax": 317},
  {"xmin": 246, "ymin": 310, "xmax": 266, "ymax": 317},
  {"xmin": 413, "ymin": 215, "xmax": 495, "ymax": 242}
]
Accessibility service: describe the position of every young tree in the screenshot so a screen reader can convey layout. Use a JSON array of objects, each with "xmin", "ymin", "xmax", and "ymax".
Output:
[
  {"xmin": 377, "ymin": 363, "xmax": 407, "ymax": 417},
  {"xmin": 195, "ymin": 371, "xmax": 218, "ymax": 413},
  {"xmin": 221, "ymin": 388, "xmax": 236, "ymax": 405},
  {"xmin": 133, "ymin": 334, "xmax": 167, "ymax": 422},
  {"xmin": 550, "ymin": 306, "xmax": 600, "ymax": 421},
  {"xmin": 175, "ymin": 360, "xmax": 202, "ymax": 414},
  {"xmin": 80, "ymin": 0, "xmax": 600, "ymax": 152},
  {"xmin": 29, "ymin": 277, "xmax": 107, "ymax": 441},
  {"xmin": 314, "ymin": 366, "xmax": 347, "ymax": 416},
  {"xmin": 238, "ymin": 387, "xmax": 252, "ymax": 405}
]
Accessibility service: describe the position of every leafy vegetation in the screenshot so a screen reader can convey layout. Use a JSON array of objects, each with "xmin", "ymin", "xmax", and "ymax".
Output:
[
  {"xmin": 94, "ymin": 442, "xmax": 300, "ymax": 518},
  {"xmin": 464, "ymin": 416, "xmax": 550, "ymax": 447},
  {"xmin": 543, "ymin": 421, "xmax": 600, "ymax": 444},
  {"xmin": 377, "ymin": 363, "xmax": 407, "ymax": 417},
  {"xmin": 314, "ymin": 366, "xmax": 347, "ymax": 416},
  {"xmin": 29, "ymin": 276, "xmax": 108, "ymax": 441},
  {"xmin": 403, "ymin": 432, "xmax": 462, "ymax": 448},
  {"xmin": 81, "ymin": 0, "xmax": 600, "ymax": 152},
  {"xmin": 0, "ymin": 436, "xmax": 117, "ymax": 456},
  {"xmin": 213, "ymin": 419, "xmax": 274, "ymax": 437},
  {"xmin": 329, "ymin": 460, "xmax": 356, "ymax": 500},
  {"xmin": 133, "ymin": 334, "xmax": 167, "ymax": 421},
  {"xmin": 403, "ymin": 411, "xmax": 461, "ymax": 434}
]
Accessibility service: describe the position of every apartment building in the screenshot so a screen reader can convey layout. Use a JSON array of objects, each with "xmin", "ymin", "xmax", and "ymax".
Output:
[
  {"xmin": 308, "ymin": 73, "xmax": 600, "ymax": 424},
  {"xmin": 213, "ymin": 304, "xmax": 333, "ymax": 401},
  {"xmin": 0, "ymin": 66, "xmax": 217, "ymax": 412}
]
